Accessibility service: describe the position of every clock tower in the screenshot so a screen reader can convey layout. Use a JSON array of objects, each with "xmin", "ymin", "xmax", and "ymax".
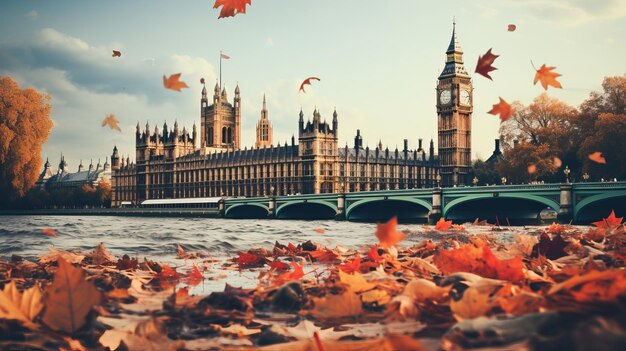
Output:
[{"xmin": 436, "ymin": 21, "xmax": 472, "ymax": 187}]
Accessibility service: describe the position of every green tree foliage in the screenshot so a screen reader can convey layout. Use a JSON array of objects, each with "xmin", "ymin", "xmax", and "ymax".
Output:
[
  {"xmin": 471, "ymin": 159, "xmax": 501, "ymax": 185},
  {"xmin": 0, "ymin": 77, "xmax": 53, "ymax": 207},
  {"xmin": 16, "ymin": 182, "xmax": 112, "ymax": 209}
]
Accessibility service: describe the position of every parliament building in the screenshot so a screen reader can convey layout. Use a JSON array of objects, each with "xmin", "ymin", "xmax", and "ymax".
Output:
[{"xmin": 111, "ymin": 24, "xmax": 473, "ymax": 207}]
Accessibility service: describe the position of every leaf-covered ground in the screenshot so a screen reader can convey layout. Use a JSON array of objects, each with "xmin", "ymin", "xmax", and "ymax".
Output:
[{"xmin": 1, "ymin": 212, "xmax": 625, "ymax": 350}]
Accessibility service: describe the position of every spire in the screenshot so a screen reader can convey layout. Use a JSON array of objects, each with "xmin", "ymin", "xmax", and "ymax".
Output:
[
  {"xmin": 44, "ymin": 157, "xmax": 50, "ymax": 168},
  {"xmin": 262, "ymin": 93, "xmax": 267, "ymax": 113},
  {"xmin": 89, "ymin": 158, "xmax": 94, "ymax": 171},
  {"xmin": 235, "ymin": 83, "xmax": 240, "ymax": 94},
  {"xmin": 78, "ymin": 159, "xmax": 83, "ymax": 172},
  {"xmin": 447, "ymin": 18, "xmax": 462, "ymax": 54}
]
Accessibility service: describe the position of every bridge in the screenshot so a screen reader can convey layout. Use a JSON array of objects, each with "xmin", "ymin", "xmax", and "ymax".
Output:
[{"xmin": 221, "ymin": 182, "xmax": 626, "ymax": 224}]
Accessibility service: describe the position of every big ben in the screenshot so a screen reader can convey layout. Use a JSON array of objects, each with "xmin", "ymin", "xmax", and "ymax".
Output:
[{"xmin": 436, "ymin": 21, "xmax": 472, "ymax": 187}]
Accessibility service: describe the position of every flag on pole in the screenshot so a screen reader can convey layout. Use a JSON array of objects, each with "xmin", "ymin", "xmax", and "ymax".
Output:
[{"xmin": 221, "ymin": 52, "xmax": 230, "ymax": 60}]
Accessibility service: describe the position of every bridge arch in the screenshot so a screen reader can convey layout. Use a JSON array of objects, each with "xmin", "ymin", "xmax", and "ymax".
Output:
[
  {"xmin": 346, "ymin": 197, "xmax": 432, "ymax": 222},
  {"xmin": 275, "ymin": 200, "xmax": 337, "ymax": 220},
  {"xmin": 225, "ymin": 203, "xmax": 269, "ymax": 219},
  {"xmin": 574, "ymin": 190, "xmax": 626, "ymax": 223},
  {"xmin": 444, "ymin": 193, "xmax": 560, "ymax": 224}
]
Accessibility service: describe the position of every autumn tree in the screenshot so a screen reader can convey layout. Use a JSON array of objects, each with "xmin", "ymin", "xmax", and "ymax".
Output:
[
  {"xmin": 577, "ymin": 75, "xmax": 626, "ymax": 180},
  {"xmin": 0, "ymin": 76, "xmax": 53, "ymax": 207},
  {"xmin": 498, "ymin": 94, "xmax": 578, "ymax": 182}
]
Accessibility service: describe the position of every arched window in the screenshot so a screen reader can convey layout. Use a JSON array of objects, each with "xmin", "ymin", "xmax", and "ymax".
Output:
[
  {"xmin": 222, "ymin": 127, "xmax": 227, "ymax": 144},
  {"xmin": 227, "ymin": 127, "xmax": 232, "ymax": 143},
  {"xmin": 208, "ymin": 127, "xmax": 213, "ymax": 145}
]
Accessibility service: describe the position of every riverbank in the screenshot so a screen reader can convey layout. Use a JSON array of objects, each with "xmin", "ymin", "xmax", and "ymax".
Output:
[{"xmin": 0, "ymin": 208, "xmax": 219, "ymax": 217}]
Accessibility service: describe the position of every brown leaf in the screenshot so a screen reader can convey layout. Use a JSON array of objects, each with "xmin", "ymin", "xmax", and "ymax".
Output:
[
  {"xmin": 112, "ymin": 50, "xmax": 121, "ymax": 57},
  {"xmin": 0, "ymin": 281, "xmax": 43, "ymax": 328},
  {"xmin": 508, "ymin": 24, "xmax": 517, "ymax": 32},
  {"xmin": 39, "ymin": 247, "xmax": 85, "ymax": 264},
  {"xmin": 91, "ymin": 243, "xmax": 116, "ymax": 266},
  {"xmin": 42, "ymin": 258, "xmax": 103, "ymax": 333},
  {"xmin": 299, "ymin": 77, "xmax": 320, "ymax": 93},
  {"xmin": 102, "ymin": 113, "xmax": 122, "ymax": 132},
  {"xmin": 162, "ymin": 73, "xmax": 189, "ymax": 92}
]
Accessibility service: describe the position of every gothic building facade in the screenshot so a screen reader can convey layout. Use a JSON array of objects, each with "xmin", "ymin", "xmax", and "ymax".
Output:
[{"xmin": 110, "ymin": 24, "xmax": 472, "ymax": 207}]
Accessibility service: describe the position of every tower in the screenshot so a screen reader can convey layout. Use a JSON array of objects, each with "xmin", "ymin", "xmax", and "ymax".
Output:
[
  {"xmin": 200, "ymin": 81, "xmax": 241, "ymax": 150},
  {"xmin": 436, "ymin": 21, "xmax": 473, "ymax": 186},
  {"xmin": 298, "ymin": 108, "xmax": 339, "ymax": 194},
  {"xmin": 255, "ymin": 94, "xmax": 273, "ymax": 148}
]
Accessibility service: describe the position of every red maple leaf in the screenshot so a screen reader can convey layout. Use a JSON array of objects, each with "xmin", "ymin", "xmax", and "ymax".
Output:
[
  {"xmin": 338, "ymin": 256, "xmax": 361, "ymax": 274},
  {"xmin": 532, "ymin": 233, "xmax": 568, "ymax": 260},
  {"xmin": 267, "ymin": 261, "xmax": 290, "ymax": 271},
  {"xmin": 236, "ymin": 252, "xmax": 264, "ymax": 268},
  {"xmin": 592, "ymin": 210, "xmax": 623, "ymax": 229},
  {"xmin": 309, "ymin": 248, "xmax": 340, "ymax": 262},
  {"xmin": 475, "ymin": 48, "xmax": 499, "ymax": 80},
  {"xmin": 299, "ymin": 77, "xmax": 320, "ymax": 93},
  {"xmin": 273, "ymin": 261, "xmax": 304, "ymax": 285},
  {"xmin": 375, "ymin": 216, "xmax": 407, "ymax": 248},
  {"xmin": 158, "ymin": 264, "xmax": 179, "ymax": 280},
  {"xmin": 434, "ymin": 217, "xmax": 453, "ymax": 231},
  {"xmin": 488, "ymin": 97, "xmax": 514, "ymax": 122},
  {"xmin": 186, "ymin": 265, "xmax": 203, "ymax": 286},
  {"xmin": 533, "ymin": 64, "xmax": 562, "ymax": 90},
  {"xmin": 213, "ymin": 0, "xmax": 251, "ymax": 19}
]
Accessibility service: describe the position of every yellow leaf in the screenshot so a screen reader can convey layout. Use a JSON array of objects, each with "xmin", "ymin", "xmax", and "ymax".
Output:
[
  {"xmin": 309, "ymin": 289, "xmax": 362, "ymax": 321},
  {"xmin": 338, "ymin": 270, "xmax": 375, "ymax": 293}
]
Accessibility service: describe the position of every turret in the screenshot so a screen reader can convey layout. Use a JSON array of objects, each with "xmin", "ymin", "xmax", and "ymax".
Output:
[
  {"xmin": 174, "ymin": 120, "xmax": 179, "ymax": 138},
  {"xmin": 234, "ymin": 83, "xmax": 241, "ymax": 107},
  {"xmin": 59, "ymin": 154, "xmax": 67, "ymax": 173},
  {"xmin": 104, "ymin": 156, "xmax": 110, "ymax": 171},
  {"xmin": 192, "ymin": 122, "xmax": 197, "ymax": 147},
  {"xmin": 221, "ymin": 85, "xmax": 227, "ymax": 101},
  {"xmin": 89, "ymin": 159, "xmax": 94, "ymax": 172},
  {"xmin": 332, "ymin": 108, "xmax": 338, "ymax": 135},
  {"xmin": 78, "ymin": 160, "xmax": 84, "ymax": 172},
  {"xmin": 429, "ymin": 139, "xmax": 435, "ymax": 161},
  {"xmin": 213, "ymin": 81, "xmax": 220, "ymax": 102},
  {"xmin": 111, "ymin": 146, "xmax": 120, "ymax": 170},
  {"xmin": 298, "ymin": 108, "xmax": 304, "ymax": 131},
  {"xmin": 145, "ymin": 121, "xmax": 150, "ymax": 139},
  {"xmin": 354, "ymin": 129, "xmax": 363, "ymax": 150},
  {"xmin": 136, "ymin": 122, "xmax": 141, "ymax": 142}
]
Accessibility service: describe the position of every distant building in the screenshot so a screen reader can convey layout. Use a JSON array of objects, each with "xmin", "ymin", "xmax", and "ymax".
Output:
[
  {"xmin": 110, "ymin": 23, "xmax": 473, "ymax": 206},
  {"xmin": 36, "ymin": 156, "xmax": 111, "ymax": 190},
  {"xmin": 486, "ymin": 139, "xmax": 504, "ymax": 164}
]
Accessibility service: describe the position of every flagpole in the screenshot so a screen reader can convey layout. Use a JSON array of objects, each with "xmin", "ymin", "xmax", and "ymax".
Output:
[{"xmin": 219, "ymin": 51, "xmax": 222, "ymax": 89}]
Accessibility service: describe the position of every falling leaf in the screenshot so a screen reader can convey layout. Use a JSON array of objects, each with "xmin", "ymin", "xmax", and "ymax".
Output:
[
  {"xmin": 101, "ymin": 113, "xmax": 121, "ymax": 132},
  {"xmin": 338, "ymin": 256, "xmax": 361, "ymax": 274},
  {"xmin": 553, "ymin": 156, "xmax": 562, "ymax": 168},
  {"xmin": 213, "ymin": 0, "xmax": 251, "ymax": 18},
  {"xmin": 533, "ymin": 64, "xmax": 562, "ymax": 90},
  {"xmin": 508, "ymin": 24, "xmax": 517, "ymax": 32},
  {"xmin": 309, "ymin": 289, "xmax": 363, "ymax": 321},
  {"xmin": 163, "ymin": 73, "xmax": 189, "ymax": 92},
  {"xmin": 475, "ymin": 48, "xmax": 499, "ymax": 80},
  {"xmin": 527, "ymin": 164, "xmax": 537, "ymax": 174},
  {"xmin": 41, "ymin": 228, "xmax": 57, "ymax": 237},
  {"xmin": 588, "ymin": 151, "xmax": 606, "ymax": 164},
  {"xmin": 186, "ymin": 265, "xmax": 203, "ymax": 286},
  {"xmin": 299, "ymin": 77, "xmax": 320, "ymax": 93},
  {"xmin": 434, "ymin": 217, "xmax": 453, "ymax": 231},
  {"xmin": 0, "ymin": 281, "xmax": 43, "ymax": 329},
  {"xmin": 592, "ymin": 210, "xmax": 623, "ymax": 229},
  {"xmin": 375, "ymin": 217, "xmax": 406, "ymax": 249},
  {"xmin": 488, "ymin": 97, "xmax": 514, "ymax": 122},
  {"xmin": 42, "ymin": 257, "xmax": 103, "ymax": 333},
  {"xmin": 314, "ymin": 228, "xmax": 325, "ymax": 234},
  {"xmin": 112, "ymin": 50, "xmax": 121, "ymax": 57}
]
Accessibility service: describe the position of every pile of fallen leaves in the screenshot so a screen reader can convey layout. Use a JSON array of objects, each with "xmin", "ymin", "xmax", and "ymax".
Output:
[{"xmin": 1, "ymin": 212, "xmax": 626, "ymax": 350}]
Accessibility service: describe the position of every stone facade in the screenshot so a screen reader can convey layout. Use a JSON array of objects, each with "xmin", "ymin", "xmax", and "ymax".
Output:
[
  {"xmin": 110, "ymin": 24, "xmax": 470, "ymax": 207},
  {"xmin": 36, "ymin": 156, "xmax": 111, "ymax": 190}
]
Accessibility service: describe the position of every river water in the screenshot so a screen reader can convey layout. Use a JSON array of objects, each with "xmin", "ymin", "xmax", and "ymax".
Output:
[{"xmin": 0, "ymin": 215, "xmax": 556, "ymax": 292}]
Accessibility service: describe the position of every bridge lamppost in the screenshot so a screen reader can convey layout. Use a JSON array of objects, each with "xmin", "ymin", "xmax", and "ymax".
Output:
[
  {"xmin": 583, "ymin": 172, "xmax": 590, "ymax": 182},
  {"xmin": 501, "ymin": 177, "xmax": 507, "ymax": 185},
  {"xmin": 472, "ymin": 176, "xmax": 479, "ymax": 187},
  {"xmin": 564, "ymin": 166, "xmax": 571, "ymax": 183},
  {"xmin": 436, "ymin": 173, "xmax": 442, "ymax": 188},
  {"xmin": 270, "ymin": 185, "xmax": 275, "ymax": 196}
]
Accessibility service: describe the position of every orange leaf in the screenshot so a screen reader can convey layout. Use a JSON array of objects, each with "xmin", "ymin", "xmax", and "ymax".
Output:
[
  {"xmin": 588, "ymin": 151, "xmax": 606, "ymax": 164},
  {"xmin": 434, "ymin": 217, "xmax": 453, "ymax": 231},
  {"xmin": 475, "ymin": 48, "xmax": 499, "ymax": 80},
  {"xmin": 314, "ymin": 228, "xmax": 325, "ymax": 234},
  {"xmin": 553, "ymin": 156, "xmax": 562, "ymax": 168},
  {"xmin": 112, "ymin": 50, "xmax": 121, "ymax": 57},
  {"xmin": 273, "ymin": 261, "xmax": 304, "ymax": 286},
  {"xmin": 267, "ymin": 260, "xmax": 290, "ymax": 271},
  {"xmin": 186, "ymin": 265, "xmax": 203, "ymax": 286},
  {"xmin": 433, "ymin": 242, "xmax": 525, "ymax": 282},
  {"xmin": 375, "ymin": 216, "xmax": 406, "ymax": 248},
  {"xmin": 163, "ymin": 73, "xmax": 189, "ymax": 92},
  {"xmin": 507, "ymin": 24, "xmax": 517, "ymax": 32},
  {"xmin": 527, "ymin": 164, "xmax": 537, "ymax": 174},
  {"xmin": 533, "ymin": 64, "xmax": 562, "ymax": 90},
  {"xmin": 101, "ymin": 113, "xmax": 121, "ymax": 132},
  {"xmin": 487, "ymin": 97, "xmax": 514, "ymax": 122},
  {"xmin": 213, "ymin": 0, "xmax": 251, "ymax": 18},
  {"xmin": 41, "ymin": 228, "xmax": 57, "ymax": 237},
  {"xmin": 367, "ymin": 245, "xmax": 382, "ymax": 263},
  {"xmin": 42, "ymin": 258, "xmax": 103, "ymax": 333},
  {"xmin": 0, "ymin": 281, "xmax": 43, "ymax": 328},
  {"xmin": 338, "ymin": 256, "xmax": 361, "ymax": 274},
  {"xmin": 299, "ymin": 77, "xmax": 320, "ymax": 93},
  {"xmin": 309, "ymin": 289, "xmax": 362, "ymax": 321},
  {"xmin": 309, "ymin": 248, "xmax": 340, "ymax": 262},
  {"xmin": 591, "ymin": 210, "xmax": 623, "ymax": 229},
  {"xmin": 158, "ymin": 264, "xmax": 179, "ymax": 280}
]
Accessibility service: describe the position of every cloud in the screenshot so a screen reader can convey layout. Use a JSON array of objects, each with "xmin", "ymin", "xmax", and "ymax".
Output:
[
  {"xmin": 25, "ymin": 10, "xmax": 38, "ymax": 21},
  {"xmin": 0, "ymin": 28, "xmax": 217, "ymax": 169},
  {"xmin": 505, "ymin": 0, "xmax": 626, "ymax": 25}
]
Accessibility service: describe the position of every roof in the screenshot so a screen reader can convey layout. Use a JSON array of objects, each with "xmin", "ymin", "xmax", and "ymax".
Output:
[{"xmin": 141, "ymin": 197, "xmax": 222, "ymax": 205}]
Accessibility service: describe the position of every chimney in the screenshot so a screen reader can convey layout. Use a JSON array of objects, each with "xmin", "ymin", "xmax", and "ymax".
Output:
[{"xmin": 403, "ymin": 139, "xmax": 408, "ymax": 152}]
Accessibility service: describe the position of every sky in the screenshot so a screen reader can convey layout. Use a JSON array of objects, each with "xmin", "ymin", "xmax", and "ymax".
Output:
[{"xmin": 1, "ymin": 0, "xmax": 625, "ymax": 170}]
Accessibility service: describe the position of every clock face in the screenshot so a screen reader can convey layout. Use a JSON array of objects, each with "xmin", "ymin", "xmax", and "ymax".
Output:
[
  {"xmin": 460, "ymin": 89, "xmax": 471, "ymax": 105},
  {"xmin": 439, "ymin": 90, "xmax": 451, "ymax": 105}
]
